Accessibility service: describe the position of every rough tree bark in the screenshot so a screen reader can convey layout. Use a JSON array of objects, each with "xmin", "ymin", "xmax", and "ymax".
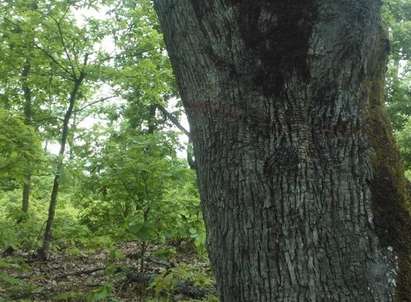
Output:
[{"xmin": 154, "ymin": 1, "xmax": 411, "ymax": 301}]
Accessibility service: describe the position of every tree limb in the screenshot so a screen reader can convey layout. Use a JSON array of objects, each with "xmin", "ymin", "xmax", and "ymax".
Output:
[
  {"xmin": 51, "ymin": 15, "xmax": 77, "ymax": 78},
  {"xmin": 156, "ymin": 104, "xmax": 190, "ymax": 138},
  {"xmin": 74, "ymin": 95, "xmax": 116, "ymax": 113},
  {"xmin": 33, "ymin": 43, "xmax": 73, "ymax": 79},
  {"xmin": 55, "ymin": 267, "xmax": 105, "ymax": 279}
]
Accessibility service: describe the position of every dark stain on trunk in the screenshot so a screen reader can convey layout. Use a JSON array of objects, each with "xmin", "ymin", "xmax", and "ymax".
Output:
[{"xmin": 232, "ymin": 0, "xmax": 315, "ymax": 96}]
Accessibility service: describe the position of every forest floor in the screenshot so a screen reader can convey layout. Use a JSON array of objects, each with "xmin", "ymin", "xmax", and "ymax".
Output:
[{"xmin": 0, "ymin": 242, "xmax": 216, "ymax": 302}]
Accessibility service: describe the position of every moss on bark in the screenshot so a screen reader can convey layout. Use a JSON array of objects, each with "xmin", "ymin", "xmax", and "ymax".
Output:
[{"xmin": 365, "ymin": 30, "xmax": 411, "ymax": 300}]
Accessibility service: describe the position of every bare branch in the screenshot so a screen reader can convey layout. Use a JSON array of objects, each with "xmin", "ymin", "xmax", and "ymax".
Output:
[
  {"xmin": 74, "ymin": 95, "xmax": 116, "ymax": 113},
  {"xmin": 157, "ymin": 102, "xmax": 196, "ymax": 168},
  {"xmin": 156, "ymin": 104, "xmax": 190, "ymax": 137},
  {"xmin": 50, "ymin": 15, "xmax": 77, "ymax": 78},
  {"xmin": 83, "ymin": 53, "xmax": 90, "ymax": 68},
  {"xmin": 33, "ymin": 43, "xmax": 74, "ymax": 79}
]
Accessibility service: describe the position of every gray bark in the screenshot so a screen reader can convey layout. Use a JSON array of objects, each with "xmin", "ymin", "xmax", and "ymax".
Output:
[{"xmin": 154, "ymin": 1, "xmax": 411, "ymax": 301}]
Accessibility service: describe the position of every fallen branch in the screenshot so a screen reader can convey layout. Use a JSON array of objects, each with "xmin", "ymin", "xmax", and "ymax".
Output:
[
  {"xmin": 126, "ymin": 271, "xmax": 155, "ymax": 284},
  {"xmin": 175, "ymin": 281, "xmax": 215, "ymax": 299},
  {"xmin": 55, "ymin": 267, "xmax": 105, "ymax": 279}
]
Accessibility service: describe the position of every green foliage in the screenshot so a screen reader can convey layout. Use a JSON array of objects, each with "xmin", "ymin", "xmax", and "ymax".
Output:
[
  {"xmin": 397, "ymin": 117, "xmax": 411, "ymax": 174},
  {"xmin": 0, "ymin": 109, "xmax": 43, "ymax": 183},
  {"xmin": 78, "ymin": 131, "xmax": 204, "ymax": 249},
  {"xmin": 52, "ymin": 284, "xmax": 120, "ymax": 302},
  {"xmin": 0, "ymin": 0, "xmax": 409, "ymax": 300},
  {"xmin": 0, "ymin": 191, "xmax": 46, "ymax": 250},
  {"xmin": 106, "ymin": 0, "xmax": 177, "ymax": 131},
  {"xmin": 150, "ymin": 263, "xmax": 216, "ymax": 302},
  {"xmin": 0, "ymin": 261, "xmax": 33, "ymax": 301},
  {"xmin": 0, "ymin": 189, "xmax": 113, "ymax": 253},
  {"xmin": 383, "ymin": 0, "xmax": 411, "ymax": 132},
  {"xmin": 385, "ymin": 58, "xmax": 411, "ymax": 131},
  {"xmin": 86, "ymin": 284, "xmax": 117, "ymax": 302},
  {"xmin": 0, "ymin": 271, "xmax": 37, "ymax": 300},
  {"xmin": 381, "ymin": 0, "xmax": 411, "ymax": 179},
  {"xmin": 0, "ymin": 257, "xmax": 30, "ymax": 273},
  {"xmin": 0, "ymin": 0, "xmax": 206, "ymax": 300},
  {"xmin": 164, "ymin": 179, "xmax": 206, "ymax": 253}
]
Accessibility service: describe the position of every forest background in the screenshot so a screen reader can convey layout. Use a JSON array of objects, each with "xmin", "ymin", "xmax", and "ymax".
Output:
[{"xmin": 0, "ymin": 0, "xmax": 409, "ymax": 301}]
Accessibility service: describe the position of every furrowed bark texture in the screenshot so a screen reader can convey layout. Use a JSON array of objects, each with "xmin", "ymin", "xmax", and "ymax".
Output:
[{"xmin": 154, "ymin": 1, "xmax": 411, "ymax": 301}]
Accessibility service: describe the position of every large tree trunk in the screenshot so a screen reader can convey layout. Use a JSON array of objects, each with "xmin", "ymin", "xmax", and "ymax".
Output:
[{"xmin": 154, "ymin": 1, "xmax": 411, "ymax": 301}]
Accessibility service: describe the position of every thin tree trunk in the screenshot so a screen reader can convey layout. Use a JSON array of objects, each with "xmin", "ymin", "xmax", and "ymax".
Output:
[
  {"xmin": 21, "ymin": 174, "xmax": 31, "ymax": 214},
  {"xmin": 68, "ymin": 110, "xmax": 77, "ymax": 161},
  {"xmin": 21, "ymin": 60, "xmax": 32, "ymax": 216},
  {"xmin": 20, "ymin": 0, "xmax": 38, "ymax": 217},
  {"xmin": 44, "ymin": 139, "xmax": 48, "ymax": 153},
  {"xmin": 154, "ymin": 1, "xmax": 411, "ymax": 301},
  {"xmin": 38, "ymin": 73, "xmax": 85, "ymax": 259}
]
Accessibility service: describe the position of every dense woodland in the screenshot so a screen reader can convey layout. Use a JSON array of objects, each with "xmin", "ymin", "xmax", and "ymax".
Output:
[{"xmin": 0, "ymin": 0, "xmax": 410, "ymax": 301}]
